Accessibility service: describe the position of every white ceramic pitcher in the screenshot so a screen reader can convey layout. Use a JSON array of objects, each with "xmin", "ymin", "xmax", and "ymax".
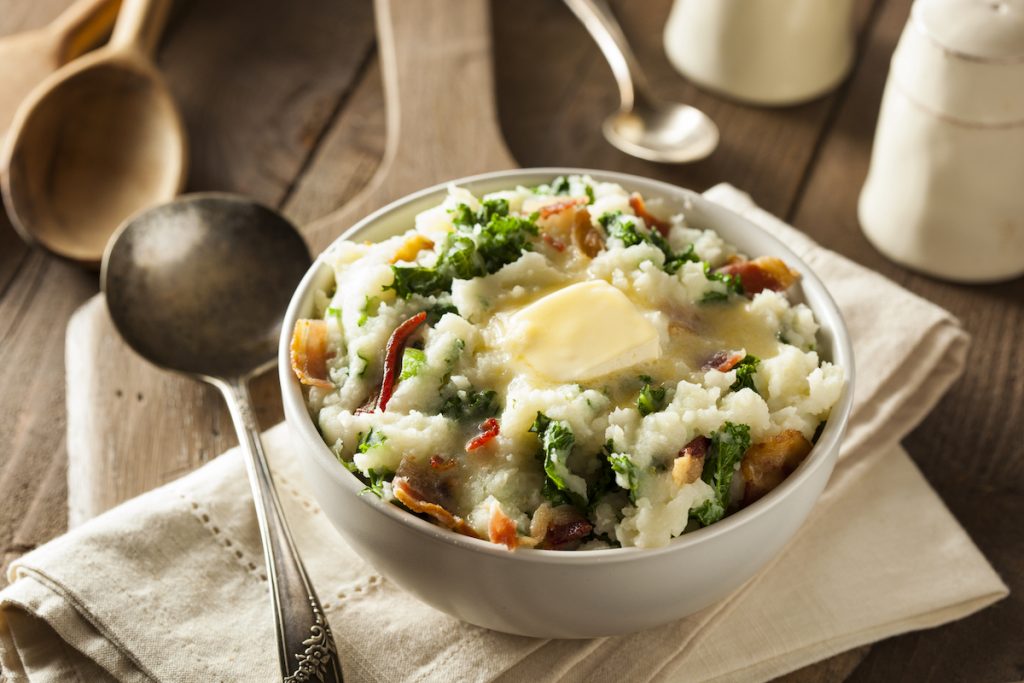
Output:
[
  {"xmin": 858, "ymin": 0, "xmax": 1024, "ymax": 283},
  {"xmin": 663, "ymin": 0, "xmax": 857, "ymax": 105}
]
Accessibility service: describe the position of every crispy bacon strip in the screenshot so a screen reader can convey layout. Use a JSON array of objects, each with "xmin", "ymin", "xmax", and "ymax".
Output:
[
  {"xmin": 741, "ymin": 430, "xmax": 813, "ymax": 504},
  {"xmin": 542, "ymin": 233, "xmax": 566, "ymax": 252},
  {"xmin": 430, "ymin": 454, "xmax": 456, "ymax": 471},
  {"xmin": 673, "ymin": 436, "xmax": 709, "ymax": 486},
  {"xmin": 571, "ymin": 207, "xmax": 604, "ymax": 258},
  {"xmin": 716, "ymin": 256, "xmax": 800, "ymax": 296},
  {"xmin": 466, "ymin": 417, "xmax": 500, "ymax": 452},
  {"xmin": 702, "ymin": 350, "xmax": 746, "ymax": 372},
  {"xmin": 375, "ymin": 311, "xmax": 427, "ymax": 412},
  {"xmin": 290, "ymin": 319, "xmax": 333, "ymax": 389},
  {"xmin": 539, "ymin": 505, "xmax": 593, "ymax": 551},
  {"xmin": 393, "ymin": 478, "xmax": 479, "ymax": 538},
  {"xmin": 488, "ymin": 503, "xmax": 519, "ymax": 550},
  {"xmin": 629, "ymin": 192, "xmax": 671, "ymax": 236},
  {"xmin": 390, "ymin": 234, "xmax": 434, "ymax": 264},
  {"xmin": 539, "ymin": 197, "xmax": 585, "ymax": 218}
]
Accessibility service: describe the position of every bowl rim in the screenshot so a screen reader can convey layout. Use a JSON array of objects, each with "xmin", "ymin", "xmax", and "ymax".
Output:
[{"xmin": 279, "ymin": 167, "xmax": 855, "ymax": 565}]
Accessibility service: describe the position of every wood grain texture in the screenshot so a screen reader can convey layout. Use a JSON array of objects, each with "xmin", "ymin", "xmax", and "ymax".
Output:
[
  {"xmin": 0, "ymin": 0, "xmax": 1019, "ymax": 680},
  {"xmin": 66, "ymin": 0, "xmax": 515, "ymax": 524}
]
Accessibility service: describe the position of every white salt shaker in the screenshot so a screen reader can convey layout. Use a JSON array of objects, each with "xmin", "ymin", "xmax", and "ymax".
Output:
[
  {"xmin": 859, "ymin": 0, "xmax": 1024, "ymax": 283},
  {"xmin": 662, "ymin": 0, "xmax": 857, "ymax": 105}
]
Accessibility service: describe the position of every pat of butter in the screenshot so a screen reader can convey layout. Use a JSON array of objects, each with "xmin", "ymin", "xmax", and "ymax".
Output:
[{"xmin": 506, "ymin": 280, "xmax": 661, "ymax": 382}]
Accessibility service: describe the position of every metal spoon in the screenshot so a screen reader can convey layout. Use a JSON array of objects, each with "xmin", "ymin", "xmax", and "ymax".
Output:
[
  {"xmin": 564, "ymin": 0, "xmax": 718, "ymax": 163},
  {"xmin": 102, "ymin": 194, "xmax": 343, "ymax": 683}
]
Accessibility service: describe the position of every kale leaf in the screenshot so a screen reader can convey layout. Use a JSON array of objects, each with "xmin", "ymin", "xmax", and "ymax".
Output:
[
  {"xmin": 440, "ymin": 389, "xmax": 500, "ymax": 421},
  {"xmin": 691, "ymin": 422, "xmax": 751, "ymax": 526},
  {"xmin": 729, "ymin": 355, "xmax": 760, "ymax": 393},
  {"xmin": 637, "ymin": 375, "xmax": 668, "ymax": 416},
  {"xmin": 608, "ymin": 451, "xmax": 640, "ymax": 503},
  {"xmin": 530, "ymin": 412, "xmax": 587, "ymax": 506},
  {"xmin": 388, "ymin": 200, "xmax": 538, "ymax": 300},
  {"xmin": 598, "ymin": 211, "xmax": 698, "ymax": 275},
  {"xmin": 700, "ymin": 263, "xmax": 745, "ymax": 303},
  {"xmin": 399, "ymin": 348, "xmax": 427, "ymax": 381}
]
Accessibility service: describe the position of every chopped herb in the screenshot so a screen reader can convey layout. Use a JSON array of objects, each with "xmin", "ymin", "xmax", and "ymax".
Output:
[
  {"xmin": 530, "ymin": 412, "xmax": 587, "ymax": 506},
  {"xmin": 356, "ymin": 296, "xmax": 380, "ymax": 326},
  {"xmin": 585, "ymin": 184, "xmax": 595, "ymax": 204},
  {"xmin": 551, "ymin": 176, "xmax": 571, "ymax": 195},
  {"xmin": 425, "ymin": 301, "xmax": 458, "ymax": 325},
  {"xmin": 388, "ymin": 203, "xmax": 538, "ymax": 300},
  {"xmin": 399, "ymin": 347, "xmax": 427, "ymax": 381},
  {"xmin": 357, "ymin": 428, "xmax": 387, "ymax": 454},
  {"xmin": 326, "ymin": 306, "xmax": 342, "ymax": 320},
  {"xmin": 692, "ymin": 422, "xmax": 751, "ymax": 526},
  {"xmin": 354, "ymin": 352, "xmax": 369, "ymax": 379},
  {"xmin": 362, "ymin": 468, "xmax": 390, "ymax": 499},
  {"xmin": 440, "ymin": 388, "xmax": 499, "ymax": 421},
  {"xmin": 599, "ymin": 211, "xmax": 698, "ymax": 275},
  {"xmin": 700, "ymin": 263, "xmax": 745, "ymax": 303},
  {"xmin": 637, "ymin": 375, "xmax": 668, "ymax": 416},
  {"xmin": 730, "ymin": 355, "xmax": 760, "ymax": 393},
  {"xmin": 608, "ymin": 451, "xmax": 640, "ymax": 503}
]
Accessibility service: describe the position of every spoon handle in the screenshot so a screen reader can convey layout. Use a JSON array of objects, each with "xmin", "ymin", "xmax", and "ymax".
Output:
[
  {"xmin": 108, "ymin": 0, "xmax": 171, "ymax": 57},
  {"xmin": 219, "ymin": 379, "xmax": 343, "ymax": 683},
  {"xmin": 563, "ymin": 0, "xmax": 653, "ymax": 111}
]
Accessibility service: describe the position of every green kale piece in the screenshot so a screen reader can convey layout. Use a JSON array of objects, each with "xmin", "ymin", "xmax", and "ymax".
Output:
[
  {"xmin": 362, "ymin": 468, "xmax": 390, "ymax": 499},
  {"xmin": 356, "ymin": 428, "xmax": 387, "ymax": 454},
  {"xmin": 607, "ymin": 451, "xmax": 640, "ymax": 503},
  {"xmin": 530, "ymin": 412, "xmax": 586, "ymax": 506},
  {"xmin": 585, "ymin": 184, "xmax": 596, "ymax": 204},
  {"xmin": 729, "ymin": 355, "xmax": 760, "ymax": 393},
  {"xmin": 356, "ymin": 296, "xmax": 380, "ymax": 326},
  {"xmin": 424, "ymin": 301, "xmax": 458, "ymax": 325},
  {"xmin": 637, "ymin": 375, "xmax": 668, "ymax": 416},
  {"xmin": 598, "ymin": 211, "xmax": 698, "ymax": 275},
  {"xmin": 691, "ymin": 422, "xmax": 752, "ymax": 526},
  {"xmin": 399, "ymin": 347, "xmax": 427, "ymax": 381},
  {"xmin": 440, "ymin": 389, "xmax": 500, "ymax": 421},
  {"xmin": 700, "ymin": 263, "xmax": 745, "ymax": 303},
  {"xmin": 551, "ymin": 175, "xmax": 571, "ymax": 195},
  {"xmin": 388, "ymin": 201, "xmax": 538, "ymax": 299}
]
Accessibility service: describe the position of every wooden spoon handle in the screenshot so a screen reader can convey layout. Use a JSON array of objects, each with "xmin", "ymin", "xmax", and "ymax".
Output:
[
  {"xmin": 305, "ymin": 0, "xmax": 517, "ymax": 249},
  {"xmin": 49, "ymin": 0, "xmax": 122, "ymax": 63},
  {"xmin": 108, "ymin": 0, "xmax": 171, "ymax": 57}
]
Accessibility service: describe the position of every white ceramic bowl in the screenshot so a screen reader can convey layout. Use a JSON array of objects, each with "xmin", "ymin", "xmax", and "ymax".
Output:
[{"xmin": 279, "ymin": 168, "xmax": 855, "ymax": 638}]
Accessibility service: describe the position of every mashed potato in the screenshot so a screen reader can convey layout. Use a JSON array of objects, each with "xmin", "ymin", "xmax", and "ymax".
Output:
[{"xmin": 291, "ymin": 175, "xmax": 844, "ymax": 550}]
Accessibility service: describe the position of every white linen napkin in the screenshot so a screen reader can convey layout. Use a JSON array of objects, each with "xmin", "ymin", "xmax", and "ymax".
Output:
[{"xmin": 0, "ymin": 184, "xmax": 1007, "ymax": 682}]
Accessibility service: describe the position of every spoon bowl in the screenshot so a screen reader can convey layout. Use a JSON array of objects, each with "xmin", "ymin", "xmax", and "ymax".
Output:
[
  {"xmin": 1, "ymin": 0, "xmax": 185, "ymax": 267},
  {"xmin": 102, "ymin": 193, "xmax": 343, "ymax": 681},
  {"xmin": 603, "ymin": 102, "xmax": 720, "ymax": 164},
  {"xmin": 102, "ymin": 194, "xmax": 309, "ymax": 378}
]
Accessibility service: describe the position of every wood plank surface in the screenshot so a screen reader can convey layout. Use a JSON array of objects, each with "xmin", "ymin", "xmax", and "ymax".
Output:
[{"xmin": 0, "ymin": 0, "xmax": 1019, "ymax": 681}]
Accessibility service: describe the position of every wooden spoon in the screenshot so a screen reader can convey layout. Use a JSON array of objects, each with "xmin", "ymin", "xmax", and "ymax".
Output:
[
  {"xmin": 0, "ymin": 0, "xmax": 121, "ymax": 150},
  {"xmin": 1, "ymin": 0, "xmax": 186, "ymax": 267}
]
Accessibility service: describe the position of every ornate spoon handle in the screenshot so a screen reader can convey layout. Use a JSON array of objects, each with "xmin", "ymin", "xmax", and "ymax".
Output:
[{"xmin": 219, "ymin": 379, "xmax": 343, "ymax": 682}]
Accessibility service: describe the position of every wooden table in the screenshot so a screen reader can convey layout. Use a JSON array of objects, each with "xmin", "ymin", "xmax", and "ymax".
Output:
[{"xmin": 0, "ymin": 0, "xmax": 1019, "ymax": 680}]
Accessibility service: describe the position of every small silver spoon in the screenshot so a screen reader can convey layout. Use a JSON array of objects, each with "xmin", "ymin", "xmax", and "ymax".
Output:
[
  {"xmin": 564, "ymin": 0, "xmax": 718, "ymax": 163},
  {"xmin": 102, "ymin": 193, "xmax": 343, "ymax": 683}
]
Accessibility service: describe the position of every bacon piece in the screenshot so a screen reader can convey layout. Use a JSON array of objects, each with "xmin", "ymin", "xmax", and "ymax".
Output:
[
  {"xmin": 542, "ymin": 233, "xmax": 566, "ymax": 252},
  {"xmin": 716, "ymin": 256, "xmax": 800, "ymax": 296},
  {"xmin": 629, "ymin": 192, "xmax": 671, "ymax": 236},
  {"xmin": 290, "ymin": 319, "xmax": 333, "ymax": 389},
  {"xmin": 430, "ymin": 454, "xmax": 456, "ymax": 471},
  {"xmin": 539, "ymin": 505, "xmax": 593, "ymax": 551},
  {"xmin": 488, "ymin": 503, "xmax": 520, "ymax": 550},
  {"xmin": 539, "ymin": 197, "xmax": 585, "ymax": 218},
  {"xmin": 466, "ymin": 417, "xmax": 500, "ymax": 452},
  {"xmin": 374, "ymin": 311, "xmax": 427, "ymax": 412},
  {"xmin": 390, "ymin": 234, "xmax": 434, "ymax": 264},
  {"xmin": 393, "ymin": 479, "xmax": 479, "ymax": 538},
  {"xmin": 673, "ymin": 436, "xmax": 709, "ymax": 486},
  {"xmin": 702, "ymin": 350, "xmax": 746, "ymax": 372},
  {"xmin": 741, "ymin": 430, "xmax": 813, "ymax": 504},
  {"xmin": 571, "ymin": 207, "xmax": 604, "ymax": 258}
]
